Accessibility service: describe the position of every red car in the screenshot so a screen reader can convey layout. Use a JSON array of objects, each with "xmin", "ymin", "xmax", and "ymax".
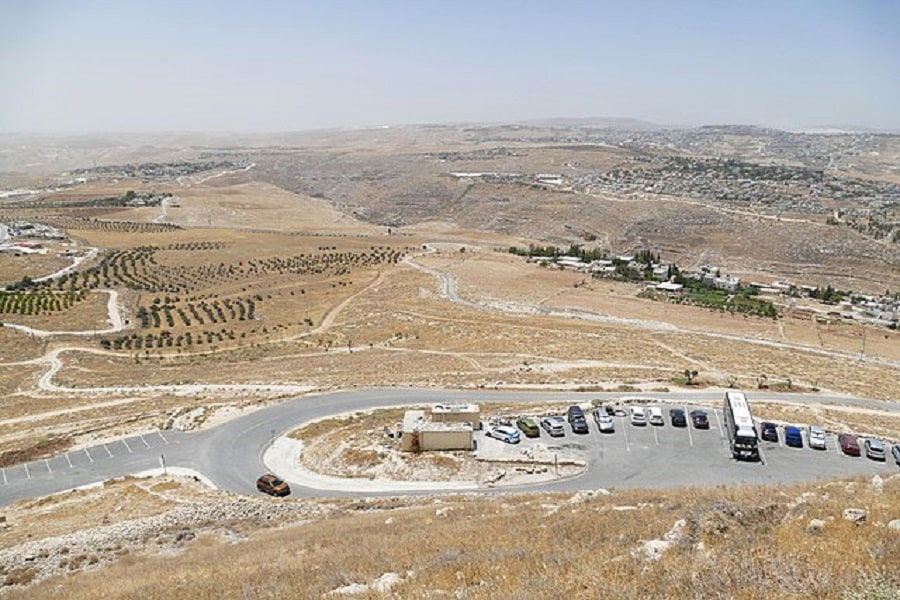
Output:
[{"xmin": 838, "ymin": 433, "xmax": 860, "ymax": 456}]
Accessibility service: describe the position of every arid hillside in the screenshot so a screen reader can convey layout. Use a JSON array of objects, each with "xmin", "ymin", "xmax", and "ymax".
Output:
[{"xmin": 3, "ymin": 473, "xmax": 898, "ymax": 599}]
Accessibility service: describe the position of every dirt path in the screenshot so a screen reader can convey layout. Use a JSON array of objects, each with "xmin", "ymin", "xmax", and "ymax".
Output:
[
  {"xmin": 30, "ymin": 247, "xmax": 99, "ymax": 284},
  {"xmin": 152, "ymin": 196, "xmax": 170, "ymax": 224}
]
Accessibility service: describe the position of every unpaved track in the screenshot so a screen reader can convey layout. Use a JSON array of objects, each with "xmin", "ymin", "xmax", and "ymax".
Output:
[{"xmin": 32, "ymin": 247, "xmax": 99, "ymax": 283}]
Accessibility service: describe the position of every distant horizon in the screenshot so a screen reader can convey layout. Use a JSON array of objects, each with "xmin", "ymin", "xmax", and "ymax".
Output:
[{"xmin": 1, "ymin": 116, "xmax": 898, "ymax": 138}]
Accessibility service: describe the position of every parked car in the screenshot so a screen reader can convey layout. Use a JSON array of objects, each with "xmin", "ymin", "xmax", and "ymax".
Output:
[
  {"xmin": 892, "ymin": 444, "xmax": 900, "ymax": 466},
  {"xmin": 759, "ymin": 422, "xmax": 779, "ymax": 442},
  {"xmin": 516, "ymin": 417, "xmax": 540, "ymax": 438},
  {"xmin": 864, "ymin": 438, "xmax": 886, "ymax": 461},
  {"xmin": 647, "ymin": 407, "xmax": 664, "ymax": 426},
  {"xmin": 593, "ymin": 410, "xmax": 615, "ymax": 433},
  {"xmin": 486, "ymin": 425, "xmax": 521, "ymax": 444},
  {"xmin": 604, "ymin": 404, "xmax": 617, "ymax": 416},
  {"xmin": 567, "ymin": 406, "xmax": 589, "ymax": 434},
  {"xmin": 256, "ymin": 474, "xmax": 291, "ymax": 497},
  {"xmin": 784, "ymin": 426, "xmax": 804, "ymax": 448},
  {"xmin": 838, "ymin": 433, "xmax": 860, "ymax": 456},
  {"xmin": 808, "ymin": 425, "xmax": 827, "ymax": 450},
  {"xmin": 689, "ymin": 409, "xmax": 709, "ymax": 429},
  {"xmin": 629, "ymin": 406, "xmax": 647, "ymax": 426},
  {"xmin": 669, "ymin": 408, "xmax": 687, "ymax": 427},
  {"xmin": 540, "ymin": 416, "xmax": 566, "ymax": 437}
]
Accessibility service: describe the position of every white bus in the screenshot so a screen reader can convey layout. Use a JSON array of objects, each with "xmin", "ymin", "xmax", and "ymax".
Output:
[{"xmin": 723, "ymin": 391, "xmax": 760, "ymax": 461}]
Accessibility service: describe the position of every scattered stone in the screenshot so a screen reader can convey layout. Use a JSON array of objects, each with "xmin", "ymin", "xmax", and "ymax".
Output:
[
  {"xmin": 665, "ymin": 519, "xmax": 688, "ymax": 544},
  {"xmin": 888, "ymin": 520, "xmax": 900, "ymax": 531},
  {"xmin": 566, "ymin": 489, "xmax": 609, "ymax": 505},
  {"xmin": 636, "ymin": 539, "xmax": 672, "ymax": 561},
  {"xmin": 870, "ymin": 475, "xmax": 884, "ymax": 493},
  {"xmin": 384, "ymin": 517, "xmax": 395, "ymax": 525},
  {"xmin": 807, "ymin": 519, "xmax": 826, "ymax": 535},
  {"xmin": 435, "ymin": 507, "xmax": 452, "ymax": 517},
  {"xmin": 371, "ymin": 572, "xmax": 402, "ymax": 593},
  {"xmin": 842, "ymin": 508, "xmax": 867, "ymax": 524}
]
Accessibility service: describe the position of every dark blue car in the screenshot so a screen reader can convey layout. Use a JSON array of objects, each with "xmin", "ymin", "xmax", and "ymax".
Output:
[{"xmin": 784, "ymin": 426, "xmax": 803, "ymax": 448}]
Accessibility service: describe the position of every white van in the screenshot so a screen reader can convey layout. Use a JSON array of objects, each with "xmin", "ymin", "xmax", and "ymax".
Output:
[
  {"xmin": 629, "ymin": 406, "xmax": 647, "ymax": 426},
  {"xmin": 647, "ymin": 407, "xmax": 664, "ymax": 426}
]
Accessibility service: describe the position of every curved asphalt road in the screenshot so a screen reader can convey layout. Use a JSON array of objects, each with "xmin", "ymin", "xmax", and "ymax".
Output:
[{"xmin": 1, "ymin": 388, "xmax": 898, "ymax": 507}]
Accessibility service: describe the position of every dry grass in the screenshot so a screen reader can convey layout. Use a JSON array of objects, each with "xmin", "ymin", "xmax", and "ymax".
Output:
[{"xmin": 8, "ymin": 476, "xmax": 900, "ymax": 599}]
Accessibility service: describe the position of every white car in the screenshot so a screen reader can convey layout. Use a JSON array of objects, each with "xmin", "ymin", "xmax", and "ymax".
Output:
[
  {"xmin": 485, "ymin": 425, "xmax": 521, "ymax": 444},
  {"xmin": 647, "ymin": 407, "xmax": 664, "ymax": 426},
  {"xmin": 629, "ymin": 406, "xmax": 647, "ymax": 426},
  {"xmin": 808, "ymin": 425, "xmax": 827, "ymax": 450},
  {"xmin": 594, "ymin": 411, "xmax": 615, "ymax": 433},
  {"xmin": 540, "ymin": 416, "xmax": 566, "ymax": 437}
]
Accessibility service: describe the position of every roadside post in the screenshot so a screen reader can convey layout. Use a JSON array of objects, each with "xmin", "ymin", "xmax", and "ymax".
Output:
[{"xmin": 160, "ymin": 453, "xmax": 167, "ymax": 476}]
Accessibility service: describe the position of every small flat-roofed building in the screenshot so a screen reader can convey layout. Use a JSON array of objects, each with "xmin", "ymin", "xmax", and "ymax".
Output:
[
  {"xmin": 400, "ymin": 409, "xmax": 474, "ymax": 452},
  {"xmin": 656, "ymin": 281, "xmax": 684, "ymax": 292},
  {"xmin": 431, "ymin": 403, "xmax": 480, "ymax": 424}
]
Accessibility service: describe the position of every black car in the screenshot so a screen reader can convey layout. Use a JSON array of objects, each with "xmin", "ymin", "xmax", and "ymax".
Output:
[
  {"xmin": 690, "ymin": 409, "xmax": 709, "ymax": 429},
  {"xmin": 892, "ymin": 444, "xmax": 900, "ymax": 467},
  {"xmin": 669, "ymin": 408, "xmax": 687, "ymax": 427},
  {"xmin": 759, "ymin": 422, "xmax": 778, "ymax": 442},
  {"xmin": 567, "ymin": 405, "xmax": 589, "ymax": 434}
]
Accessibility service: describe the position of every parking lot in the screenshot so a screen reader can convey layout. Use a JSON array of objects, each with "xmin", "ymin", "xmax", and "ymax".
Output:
[
  {"xmin": 0, "ymin": 430, "xmax": 190, "ymax": 492},
  {"xmin": 478, "ymin": 405, "xmax": 900, "ymax": 489}
]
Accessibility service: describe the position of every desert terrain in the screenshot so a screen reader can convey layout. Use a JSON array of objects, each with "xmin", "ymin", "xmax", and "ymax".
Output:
[{"xmin": 0, "ymin": 124, "xmax": 897, "ymax": 597}]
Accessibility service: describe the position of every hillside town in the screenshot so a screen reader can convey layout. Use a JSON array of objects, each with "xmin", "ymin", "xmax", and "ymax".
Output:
[{"xmin": 513, "ymin": 245, "xmax": 899, "ymax": 328}]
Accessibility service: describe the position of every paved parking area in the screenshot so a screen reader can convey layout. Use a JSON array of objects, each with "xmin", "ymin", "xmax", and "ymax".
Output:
[
  {"xmin": 479, "ymin": 407, "xmax": 899, "ymax": 489},
  {"xmin": 0, "ymin": 430, "xmax": 188, "ymax": 489},
  {"xmin": 2, "ymin": 389, "xmax": 898, "ymax": 505}
]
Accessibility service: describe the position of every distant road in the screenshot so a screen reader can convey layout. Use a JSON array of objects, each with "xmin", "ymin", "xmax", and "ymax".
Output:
[{"xmin": 0, "ymin": 388, "xmax": 897, "ymax": 507}]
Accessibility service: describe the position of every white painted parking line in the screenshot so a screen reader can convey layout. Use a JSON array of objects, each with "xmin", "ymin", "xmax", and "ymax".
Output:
[
  {"xmin": 65, "ymin": 453, "xmax": 74, "ymax": 469},
  {"xmin": 139, "ymin": 434, "xmax": 151, "ymax": 449},
  {"xmin": 44, "ymin": 459, "xmax": 52, "ymax": 473},
  {"xmin": 653, "ymin": 426, "xmax": 660, "ymax": 446},
  {"xmin": 24, "ymin": 463, "xmax": 30, "ymax": 479},
  {"xmin": 157, "ymin": 431, "xmax": 169, "ymax": 444},
  {"xmin": 122, "ymin": 438, "xmax": 133, "ymax": 454},
  {"xmin": 834, "ymin": 436, "xmax": 842, "ymax": 454},
  {"xmin": 684, "ymin": 406, "xmax": 694, "ymax": 447},
  {"xmin": 713, "ymin": 410, "xmax": 727, "ymax": 448},
  {"xmin": 2, "ymin": 468, "xmax": 6, "ymax": 485},
  {"xmin": 621, "ymin": 418, "xmax": 631, "ymax": 452},
  {"xmin": 103, "ymin": 444, "xmax": 114, "ymax": 458},
  {"xmin": 84, "ymin": 448, "xmax": 94, "ymax": 463}
]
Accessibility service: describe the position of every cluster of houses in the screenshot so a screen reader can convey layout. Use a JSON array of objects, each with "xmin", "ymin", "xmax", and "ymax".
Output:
[
  {"xmin": 750, "ymin": 280, "xmax": 899, "ymax": 328},
  {"xmin": 449, "ymin": 172, "xmax": 566, "ymax": 189},
  {"xmin": 523, "ymin": 250, "xmax": 898, "ymax": 328},
  {"xmin": 0, "ymin": 221, "xmax": 66, "ymax": 255},
  {"xmin": 527, "ymin": 254, "xmax": 742, "ymax": 294}
]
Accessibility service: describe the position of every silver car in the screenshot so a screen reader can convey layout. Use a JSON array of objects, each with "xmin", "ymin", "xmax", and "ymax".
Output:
[
  {"xmin": 864, "ymin": 438, "xmax": 886, "ymax": 461},
  {"xmin": 540, "ymin": 416, "xmax": 566, "ymax": 437},
  {"xmin": 808, "ymin": 425, "xmax": 827, "ymax": 450},
  {"xmin": 594, "ymin": 410, "xmax": 615, "ymax": 433}
]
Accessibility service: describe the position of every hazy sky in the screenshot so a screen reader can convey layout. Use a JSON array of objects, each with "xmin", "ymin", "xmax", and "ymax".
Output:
[{"xmin": 2, "ymin": 0, "xmax": 898, "ymax": 132}]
